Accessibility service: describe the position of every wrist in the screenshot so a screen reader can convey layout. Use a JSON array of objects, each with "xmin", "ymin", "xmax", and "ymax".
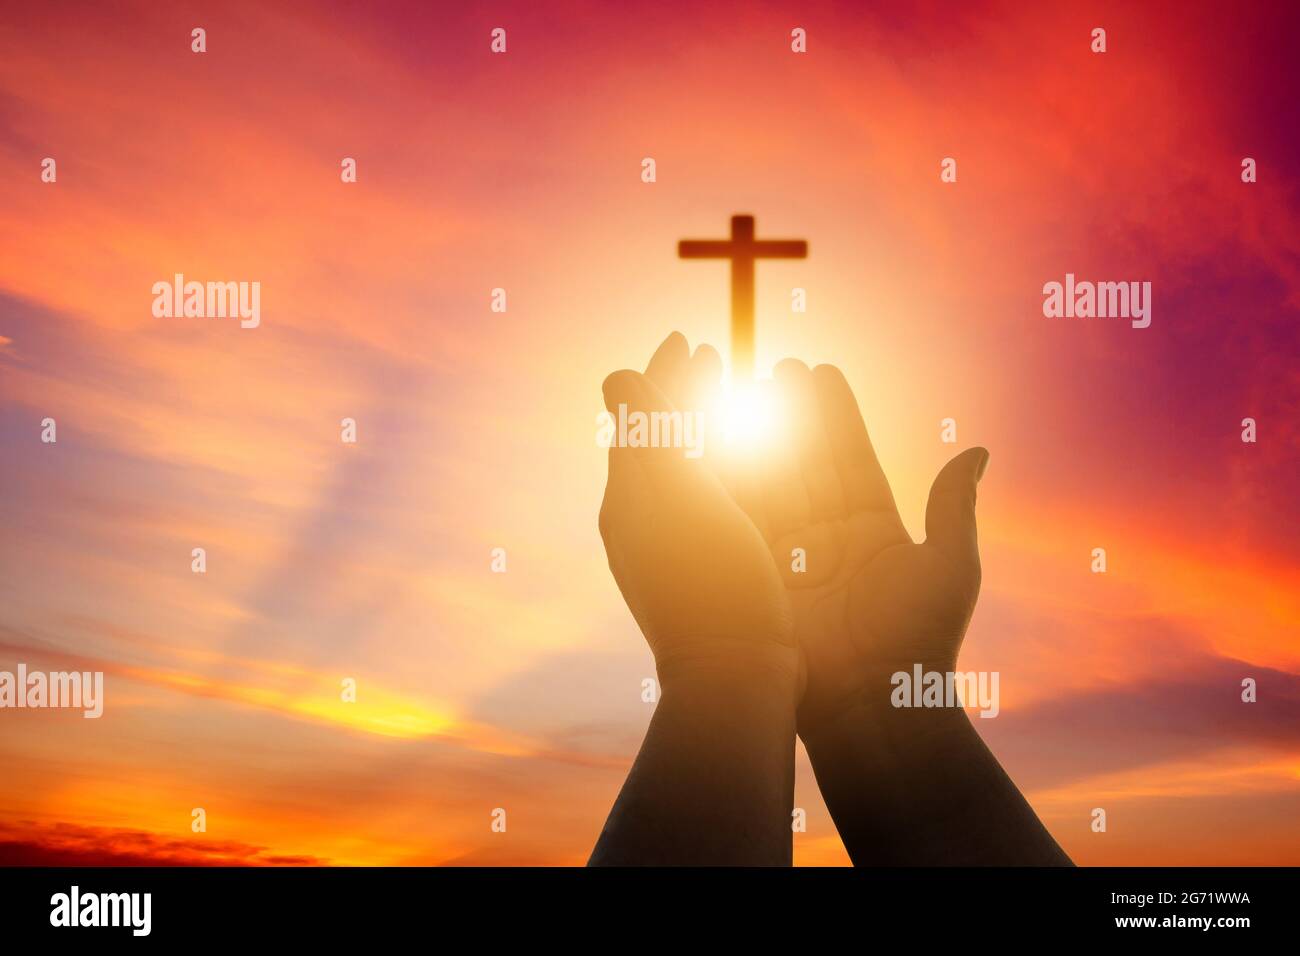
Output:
[
  {"xmin": 654, "ymin": 638, "xmax": 800, "ymax": 697},
  {"xmin": 801, "ymin": 688, "xmax": 973, "ymax": 769},
  {"xmin": 799, "ymin": 654, "xmax": 965, "ymax": 736}
]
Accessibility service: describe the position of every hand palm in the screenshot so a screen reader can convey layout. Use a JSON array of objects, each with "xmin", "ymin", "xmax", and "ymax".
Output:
[{"xmin": 772, "ymin": 508, "xmax": 978, "ymax": 729}]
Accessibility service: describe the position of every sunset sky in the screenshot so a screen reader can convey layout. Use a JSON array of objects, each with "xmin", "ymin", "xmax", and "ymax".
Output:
[{"xmin": 1, "ymin": 0, "xmax": 1298, "ymax": 866}]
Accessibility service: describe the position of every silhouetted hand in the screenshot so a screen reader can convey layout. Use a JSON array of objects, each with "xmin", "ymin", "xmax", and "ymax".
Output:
[
  {"xmin": 590, "ymin": 332, "xmax": 799, "ymax": 865},
  {"xmin": 603, "ymin": 336, "xmax": 1067, "ymax": 866},
  {"xmin": 598, "ymin": 334, "xmax": 796, "ymax": 686},
  {"xmin": 741, "ymin": 359, "xmax": 988, "ymax": 732}
]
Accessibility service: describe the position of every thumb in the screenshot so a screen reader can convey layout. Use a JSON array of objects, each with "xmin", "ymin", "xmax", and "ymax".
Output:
[
  {"xmin": 601, "ymin": 369, "xmax": 650, "ymax": 493},
  {"xmin": 924, "ymin": 447, "xmax": 989, "ymax": 565},
  {"xmin": 601, "ymin": 368, "xmax": 696, "ymax": 483},
  {"xmin": 602, "ymin": 367, "xmax": 653, "ymax": 416},
  {"xmin": 599, "ymin": 371, "xmax": 668, "ymax": 571}
]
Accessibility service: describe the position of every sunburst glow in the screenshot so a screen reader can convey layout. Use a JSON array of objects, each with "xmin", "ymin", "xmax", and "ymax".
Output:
[{"xmin": 716, "ymin": 380, "xmax": 782, "ymax": 448}]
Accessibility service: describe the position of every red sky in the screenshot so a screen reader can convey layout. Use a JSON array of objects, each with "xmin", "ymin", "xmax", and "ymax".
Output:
[{"xmin": 1, "ymin": 0, "xmax": 1297, "ymax": 866}]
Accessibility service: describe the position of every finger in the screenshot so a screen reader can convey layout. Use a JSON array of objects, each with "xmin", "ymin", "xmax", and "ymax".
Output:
[
  {"xmin": 759, "ymin": 362, "xmax": 813, "ymax": 540},
  {"xmin": 601, "ymin": 367, "xmax": 702, "ymax": 487},
  {"xmin": 774, "ymin": 358, "xmax": 845, "ymax": 523},
  {"xmin": 924, "ymin": 446, "xmax": 989, "ymax": 567},
  {"xmin": 603, "ymin": 367, "xmax": 645, "ymax": 416},
  {"xmin": 644, "ymin": 331, "xmax": 691, "ymax": 409},
  {"xmin": 683, "ymin": 344, "xmax": 725, "ymax": 467},
  {"xmin": 811, "ymin": 364, "xmax": 898, "ymax": 515},
  {"xmin": 684, "ymin": 343, "xmax": 723, "ymax": 413},
  {"xmin": 601, "ymin": 370, "xmax": 643, "ymax": 500}
]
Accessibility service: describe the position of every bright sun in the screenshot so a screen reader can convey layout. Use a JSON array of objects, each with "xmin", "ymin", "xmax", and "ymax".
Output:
[{"xmin": 716, "ymin": 380, "xmax": 782, "ymax": 448}]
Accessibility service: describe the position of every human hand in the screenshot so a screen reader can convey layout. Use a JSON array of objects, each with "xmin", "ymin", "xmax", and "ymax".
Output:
[
  {"xmin": 729, "ymin": 366, "xmax": 1070, "ymax": 867},
  {"xmin": 741, "ymin": 359, "xmax": 988, "ymax": 733},
  {"xmin": 598, "ymin": 333, "xmax": 797, "ymax": 690},
  {"xmin": 591, "ymin": 333, "xmax": 802, "ymax": 865}
]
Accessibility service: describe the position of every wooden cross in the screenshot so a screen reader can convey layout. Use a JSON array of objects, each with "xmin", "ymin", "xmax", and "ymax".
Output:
[{"xmin": 678, "ymin": 214, "xmax": 807, "ymax": 382}]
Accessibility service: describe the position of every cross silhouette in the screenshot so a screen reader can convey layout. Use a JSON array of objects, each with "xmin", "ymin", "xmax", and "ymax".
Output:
[{"xmin": 678, "ymin": 214, "xmax": 807, "ymax": 382}]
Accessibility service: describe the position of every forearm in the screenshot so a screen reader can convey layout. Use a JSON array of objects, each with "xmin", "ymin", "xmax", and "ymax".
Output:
[
  {"xmin": 589, "ymin": 657, "xmax": 797, "ymax": 866},
  {"xmin": 802, "ymin": 699, "xmax": 1071, "ymax": 866}
]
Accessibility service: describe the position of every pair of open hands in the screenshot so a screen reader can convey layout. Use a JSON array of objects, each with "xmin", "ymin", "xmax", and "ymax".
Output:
[{"xmin": 600, "ymin": 333, "xmax": 989, "ymax": 732}]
